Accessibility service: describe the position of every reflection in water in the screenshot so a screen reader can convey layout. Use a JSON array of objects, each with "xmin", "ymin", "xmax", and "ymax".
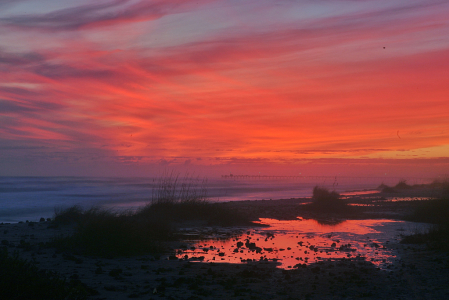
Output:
[
  {"xmin": 379, "ymin": 197, "xmax": 433, "ymax": 202},
  {"xmin": 175, "ymin": 219, "xmax": 428, "ymax": 270},
  {"xmin": 340, "ymin": 190, "xmax": 379, "ymax": 198},
  {"xmin": 348, "ymin": 203, "xmax": 375, "ymax": 207},
  {"xmin": 313, "ymin": 218, "xmax": 346, "ymax": 226}
]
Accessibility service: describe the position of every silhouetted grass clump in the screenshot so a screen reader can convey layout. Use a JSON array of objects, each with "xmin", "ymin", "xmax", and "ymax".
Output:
[
  {"xmin": 381, "ymin": 186, "xmax": 397, "ymax": 193},
  {"xmin": 377, "ymin": 183, "xmax": 388, "ymax": 189},
  {"xmin": 50, "ymin": 174, "xmax": 251, "ymax": 257},
  {"xmin": 379, "ymin": 179, "xmax": 449, "ymax": 194},
  {"xmin": 377, "ymin": 183, "xmax": 397, "ymax": 193},
  {"xmin": 402, "ymin": 197, "xmax": 449, "ymax": 250},
  {"xmin": 52, "ymin": 207, "xmax": 172, "ymax": 257},
  {"xmin": 53, "ymin": 205, "xmax": 85, "ymax": 226},
  {"xmin": 138, "ymin": 200, "xmax": 250, "ymax": 226},
  {"xmin": 142, "ymin": 173, "xmax": 251, "ymax": 226},
  {"xmin": 306, "ymin": 186, "xmax": 348, "ymax": 213},
  {"xmin": 401, "ymin": 225, "xmax": 449, "ymax": 250},
  {"xmin": 406, "ymin": 198, "xmax": 449, "ymax": 225},
  {"xmin": 378, "ymin": 180, "xmax": 413, "ymax": 193},
  {"xmin": 429, "ymin": 178, "xmax": 449, "ymax": 187},
  {"xmin": 429, "ymin": 179, "xmax": 449, "ymax": 196},
  {"xmin": 395, "ymin": 180, "xmax": 412, "ymax": 189},
  {"xmin": 0, "ymin": 247, "xmax": 92, "ymax": 300},
  {"xmin": 150, "ymin": 172, "xmax": 208, "ymax": 205}
]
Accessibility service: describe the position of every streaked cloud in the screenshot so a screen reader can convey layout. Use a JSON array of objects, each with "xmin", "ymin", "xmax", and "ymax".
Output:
[
  {"xmin": 0, "ymin": 0, "xmax": 212, "ymax": 31},
  {"xmin": 1, "ymin": 0, "xmax": 448, "ymax": 176}
]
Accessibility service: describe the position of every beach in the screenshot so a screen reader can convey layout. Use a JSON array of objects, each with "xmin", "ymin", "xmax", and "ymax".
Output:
[
  {"xmin": 3, "ymin": 0, "xmax": 449, "ymax": 298},
  {"xmin": 2, "ymin": 185, "xmax": 449, "ymax": 300},
  {"xmin": 0, "ymin": 176, "xmax": 432, "ymax": 223}
]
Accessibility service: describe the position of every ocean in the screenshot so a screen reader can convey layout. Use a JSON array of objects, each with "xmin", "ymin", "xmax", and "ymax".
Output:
[{"xmin": 0, "ymin": 176, "xmax": 430, "ymax": 223}]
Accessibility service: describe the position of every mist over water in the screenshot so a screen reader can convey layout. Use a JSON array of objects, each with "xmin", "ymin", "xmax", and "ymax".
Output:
[{"xmin": 0, "ymin": 176, "xmax": 431, "ymax": 223}]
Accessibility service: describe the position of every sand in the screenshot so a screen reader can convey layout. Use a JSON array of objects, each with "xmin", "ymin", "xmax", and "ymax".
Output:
[{"xmin": 2, "ymin": 190, "xmax": 449, "ymax": 299}]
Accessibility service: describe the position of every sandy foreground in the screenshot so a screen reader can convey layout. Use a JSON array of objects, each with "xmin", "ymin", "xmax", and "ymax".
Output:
[{"xmin": 2, "ymin": 194, "xmax": 449, "ymax": 299}]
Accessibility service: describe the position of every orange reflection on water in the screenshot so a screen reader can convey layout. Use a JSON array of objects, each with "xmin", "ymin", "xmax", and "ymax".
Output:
[
  {"xmin": 340, "ymin": 190, "xmax": 379, "ymax": 197},
  {"xmin": 175, "ymin": 219, "xmax": 420, "ymax": 269},
  {"xmin": 380, "ymin": 197, "xmax": 433, "ymax": 202}
]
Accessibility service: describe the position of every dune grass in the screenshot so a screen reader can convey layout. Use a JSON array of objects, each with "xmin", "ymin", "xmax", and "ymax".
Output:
[
  {"xmin": 401, "ymin": 225, "xmax": 449, "ymax": 250},
  {"xmin": 402, "ymin": 197, "xmax": 449, "ymax": 250},
  {"xmin": 394, "ymin": 180, "xmax": 412, "ymax": 189},
  {"xmin": 377, "ymin": 179, "xmax": 449, "ymax": 250},
  {"xmin": 52, "ymin": 207, "xmax": 172, "ymax": 257},
  {"xmin": 50, "ymin": 174, "xmax": 251, "ymax": 257},
  {"xmin": 406, "ymin": 197, "xmax": 449, "ymax": 224},
  {"xmin": 143, "ymin": 173, "xmax": 250, "ymax": 225},
  {"xmin": 305, "ymin": 186, "xmax": 348, "ymax": 213},
  {"xmin": 379, "ymin": 179, "xmax": 449, "ymax": 194},
  {"xmin": 378, "ymin": 180, "xmax": 412, "ymax": 193},
  {"xmin": 0, "ymin": 247, "xmax": 92, "ymax": 300},
  {"xmin": 430, "ymin": 179, "xmax": 449, "ymax": 196}
]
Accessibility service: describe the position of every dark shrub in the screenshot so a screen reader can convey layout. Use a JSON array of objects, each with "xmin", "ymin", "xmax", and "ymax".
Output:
[
  {"xmin": 0, "ymin": 247, "xmax": 90, "ymax": 299},
  {"xmin": 441, "ymin": 181, "xmax": 449, "ymax": 197},
  {"xmin": 401, "ymin": 225, "xmax": 449, "ymax": 248},
  {"xmin": 394, "ymin": 180, "xmax": 412, "ymax": 189},
  {"xmin": 150, "ymin": 172, "xmax": 208, "ymax": 205},
  {"xmin": 144, "ymin": 173, "xmax": 251, "ymax": 226},
  {"xmin": 377, "ymin": 183, "xmax": 389, "ymax": 189},
  {"xmin": 51, "ymin": 207, "xmax": 171, "ymax": 257},
  {"xmin": 381, "ymin": 186, "xmax": 397, "ymax": 193},
  {"xmin": 406, "ymin": 198, "xmax": 449, "ymax": 225},
  {"xmin": 138, "ymin": 201, "xmax": 250, "ymax": 226},
  {"xmin": 53, "ymin": 205, "xmax": 84, "ymax": 225},
  {"xmin": 309, "ymin": 186, "xmax": 347, "ymax": 212},
  {"xmin": 50, "ymin": 174, "xmax": 252, "ymax": 257},
  {"xmin": 402, "ymin": 197, "xmax": 449, "ymax": 250},
  {"xmin": 377, "ymin": 183, "xmax": 398, "ymax": 193}
]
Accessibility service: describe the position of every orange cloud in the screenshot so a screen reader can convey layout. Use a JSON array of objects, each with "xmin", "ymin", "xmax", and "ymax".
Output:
[{"xmin": 1, "ymin": 0, "xmax": 449, "ymax": 177}]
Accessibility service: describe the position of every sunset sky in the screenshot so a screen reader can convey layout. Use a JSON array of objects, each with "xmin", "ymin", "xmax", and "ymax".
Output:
[{"xmin": 1, "ymin": 0, "xmax": 448, "ymax": 178}]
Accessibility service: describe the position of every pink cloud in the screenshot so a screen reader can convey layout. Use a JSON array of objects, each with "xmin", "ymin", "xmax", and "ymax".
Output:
[
  {"xmin": 1, "ymin": 0, "xmax": 449, "ymax": 176},
  {"xmin": 0, "ymin": 0, "xmax": 214, "ymax": 31}
]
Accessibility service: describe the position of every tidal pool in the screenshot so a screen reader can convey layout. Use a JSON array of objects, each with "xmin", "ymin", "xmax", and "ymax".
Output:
[{"xmin": 175, "ymin": 218, "xmax": 430, "ymax": 270}]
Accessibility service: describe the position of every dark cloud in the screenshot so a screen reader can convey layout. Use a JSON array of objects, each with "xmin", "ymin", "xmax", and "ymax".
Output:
[
  {"xmin": 0, "ymin": 145, "xmax": 48, "ymax": 150},
  {"xmin": 2, "ymin": 0, "xmax": 445, "ymax": 33},
  {"xmin": 0, "ymin": 49, "xmax": 133, "ymax": 82},
  {"xmin": 32, "ymin": 62, "xmax": 115, "ymax": 79},
  {"xmin": 0, "ymin": 0, "xmax": 205, "ymax": 31},
  {"xmin": 290, "ymin": 149, "xmax": 390, "ymax": 155},
  {"xmin": 1, "ymin": 0, "xmax": 135, "ymax": 30},
  {"xmin": 0, "ymin": 98, "xmax": 65, "ymax": 114},
  {"xmin": 0, "ymin": 86, "xmax": 41, "ymax": 97},
  {"xmin": 159, "ymin": 158, "xmax": 176, "ymax": 166},
  {"xmin": 164, "ymin": 0, "xmax": 449, "ymax": 67},
  {"xmin": 209, "ymin": 157, "xmax": 271, "ymax": 164},
  {"xmin": 361, "ymin": 0, "xmax": 449, "ymax": 18},
  {"xmin": 0, "ymin": 50, "xmax": 45, "ymax": 66},
  {"xmin": 0, "ymin": 126, "xmax": 34, "ymax": 137},
  {"xmin": 0, "ymin": 86, "xmax": 41, "ymax": 102},
  {"xmin": 0, "ymin": 99, "xmax": 34, "ymax": 113},
  {"xmin": 0, "ymin": 0, "xmax": 27, "ymax": 8}
]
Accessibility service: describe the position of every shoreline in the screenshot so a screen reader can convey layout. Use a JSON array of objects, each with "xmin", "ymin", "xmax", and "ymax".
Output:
[
  {"xmin": 1, "ymin": 178, "xmax": 444, "ymax": 224},
  {"xmin": 2, "ymin": 217, "xmax": 448, "ymax": 300},
  {"xmin": 0, "ymin": 188, "xmax": 439, "ymax": 225},
  {"xmin": 2, "ymin": 189, "xmax": 449, "ymax": 299}
]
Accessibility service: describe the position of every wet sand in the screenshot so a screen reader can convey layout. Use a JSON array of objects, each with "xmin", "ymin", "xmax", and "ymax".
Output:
[{"xmin": 2, "ymin": 191, "xmax": 449, "ymax": 299}]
